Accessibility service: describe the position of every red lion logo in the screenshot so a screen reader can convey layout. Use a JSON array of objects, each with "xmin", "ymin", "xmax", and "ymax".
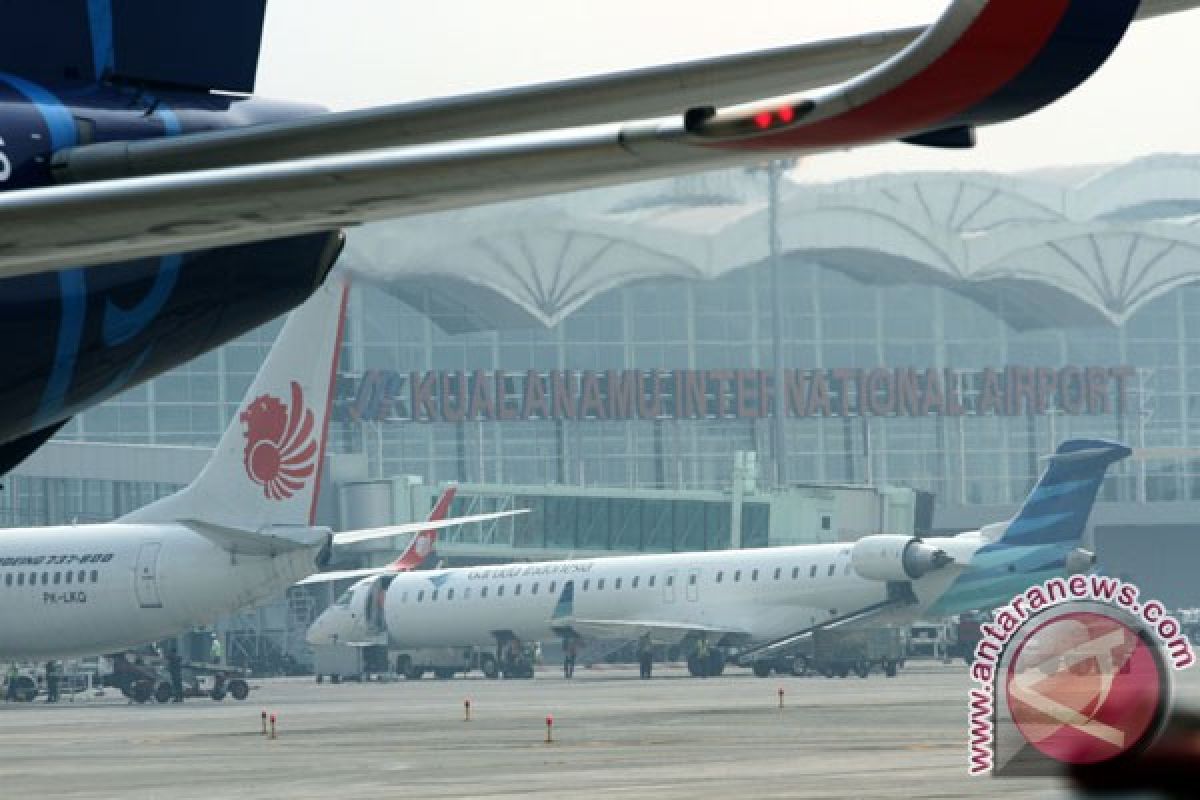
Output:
[{"xmin": 240, "ymin": 381, "xmax": 318, "ymax": 501}]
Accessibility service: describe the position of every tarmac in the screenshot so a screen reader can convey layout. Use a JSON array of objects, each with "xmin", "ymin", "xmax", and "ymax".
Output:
[{"xmin": 0, "ymin": 661, "xmax": 1195, "ymax": 800}]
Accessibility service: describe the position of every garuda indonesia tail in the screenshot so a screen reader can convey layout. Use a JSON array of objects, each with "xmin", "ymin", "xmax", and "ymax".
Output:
[{"xmin": 930, "ymin": 439, "xmax": 1131, "ymax": 615}]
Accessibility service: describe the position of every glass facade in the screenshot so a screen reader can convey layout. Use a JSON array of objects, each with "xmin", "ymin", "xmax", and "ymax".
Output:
[{"xmin": 47, "ymin": 259, "xmax": 1193, "ymax": 516}]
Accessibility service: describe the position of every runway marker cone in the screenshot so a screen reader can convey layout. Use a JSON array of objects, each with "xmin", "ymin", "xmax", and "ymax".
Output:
[
  {"xmin": 545, "ymin": 714, "xmax": 554, "ymax": 743},
  {"xmin": 261, "ymin": 709, "xmax": 267, "ymax": 735},
  {"xmin": 778, "ymin": 687, "xmax": 784, "ymax": 710},
  {"xmin": 269, "ymin": 712, "xmax": 277, "ymax": 740},
  {"xmin": 464, "ymin": 698, "xmax": 471, "ymax": 722}
]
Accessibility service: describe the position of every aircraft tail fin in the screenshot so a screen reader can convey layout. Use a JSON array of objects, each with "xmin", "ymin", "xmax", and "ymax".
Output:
[
  {"xmin": 122, "ymin": 279, "xmax": 348, "ymax": 530},
  {"xmin": 389, "ymin": 487, "xmax": 457, "ymax": 572},
  {"xmin": 990, "ymin": 440, "xmax": 1131, "ymax": 548},
  {"xmin": 0, "ymin": 0, "xmax": 267, "ymax": 92}
]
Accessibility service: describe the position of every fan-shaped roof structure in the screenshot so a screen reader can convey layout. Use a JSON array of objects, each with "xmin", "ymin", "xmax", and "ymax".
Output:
[{"xmin": 344, "ymin": 154, "xmax": 1200, "ymax": 331}]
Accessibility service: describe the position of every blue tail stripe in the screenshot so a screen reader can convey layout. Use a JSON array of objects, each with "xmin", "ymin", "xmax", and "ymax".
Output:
[
  {"xmin": 1023, "ymin": 477, "xmax": 1096, "ymax": 505},
  {"xmin": 986, "ymin": 439, "xmax": 1130, "ymax": 550},
  {"xmin": 1003, "ymin": 511, "xmax": 1074, "ymax": 539}
]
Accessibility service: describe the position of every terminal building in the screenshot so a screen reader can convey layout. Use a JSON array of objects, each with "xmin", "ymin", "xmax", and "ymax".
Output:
[{"xmin": 7, "ymin": 154, "xmax": 1200, "ymax": 668}]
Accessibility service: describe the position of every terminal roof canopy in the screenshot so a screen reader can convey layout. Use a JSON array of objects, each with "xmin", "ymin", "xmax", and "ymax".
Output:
[{"xmin": 343, "ymin": 154, "xmax": 1200, "ymax": 332}]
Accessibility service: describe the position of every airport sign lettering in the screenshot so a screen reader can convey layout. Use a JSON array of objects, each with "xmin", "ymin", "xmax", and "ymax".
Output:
[{"xmin": 345, "ymin": 366, "xmax": 1136, "ymax": 423}]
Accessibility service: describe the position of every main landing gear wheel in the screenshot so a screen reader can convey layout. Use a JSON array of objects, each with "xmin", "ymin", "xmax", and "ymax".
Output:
[
  {"xmin": 480, "ymin": 655, "xmax": 499, "ymax": 679},
  {"xmin": 708, "ymin": 651, "xmax": 725, "ymax": 677},
  {"xmin": 154, "ymin": 682, "xmax": 173, "ymax": 704},
  {"xmin": 229, "ymin": 679, "xmax": 250, "ymax": 701},
  {"xmin": 855, "ymin": 660, "xmax": 871, "ymax": 679},
  {"xmin": 752, "ymin": 661, "xmax": 772, "ymax": 678},
  {"xmin": 132, "ymin": 679, "xmax": 154, "ymax": 704}
]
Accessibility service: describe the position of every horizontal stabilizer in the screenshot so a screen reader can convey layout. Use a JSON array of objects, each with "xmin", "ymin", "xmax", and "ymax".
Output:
[
  {"xmin": 332, "ymin": 509, "xmax": 528, "ymax": 546},
  {"xmin": 183, "ymin": 520, "xmax": 329, "ymax": 557}
]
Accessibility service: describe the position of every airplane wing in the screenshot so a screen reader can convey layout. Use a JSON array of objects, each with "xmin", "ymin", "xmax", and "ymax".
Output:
[
  {"xmin": 570, "ymin": 618, "xmax": 752, "ymax": 644},
  {"xmin": 295, "ymin": 566, "xmax": 390, "ymax": 586},
  {"xmin": 0, "ymin": 0, "xmax": 1175, "ymax": 280},
  {"xmin": 331, "ymin": 508, "xmax": 527, "ymax": 546}
]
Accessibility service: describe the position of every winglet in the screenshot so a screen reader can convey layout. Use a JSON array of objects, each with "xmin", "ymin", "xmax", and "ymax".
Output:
[{"xmin": 552, "ymin": 580, "xmax": 576, "ymax": 622}]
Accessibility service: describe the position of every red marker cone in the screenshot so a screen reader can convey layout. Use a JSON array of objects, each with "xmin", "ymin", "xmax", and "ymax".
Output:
[{"xmin": 545, "ymin": 714, "xmax": 554, "ymax": 743}]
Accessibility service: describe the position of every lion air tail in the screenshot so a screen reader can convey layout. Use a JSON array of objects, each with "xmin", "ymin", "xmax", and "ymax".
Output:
[
  {"xmin": 389, "ymin": 487, "xmax": 456, "ymax": 572},
  {"xmin": 121, "ymin": 278, "xmax": 349, "ymax": 530}
]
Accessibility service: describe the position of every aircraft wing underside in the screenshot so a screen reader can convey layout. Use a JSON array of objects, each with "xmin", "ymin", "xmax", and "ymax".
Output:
[
  {"xmin": 0, "ymin": 0, "xmax": 1188, "ymax": 281},
  {"xmin": 569, "ymin": 618, "xmax": 753, "ymax": 644}
]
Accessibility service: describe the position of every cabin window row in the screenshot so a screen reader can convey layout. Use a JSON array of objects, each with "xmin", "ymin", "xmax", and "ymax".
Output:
[
  {"xmin": 4, "ymin": 569, "xmax": 100, "ymax": 587},
  {"xmin": 397, "ymin": 561, "xmax": 851, "ymax": 604}
]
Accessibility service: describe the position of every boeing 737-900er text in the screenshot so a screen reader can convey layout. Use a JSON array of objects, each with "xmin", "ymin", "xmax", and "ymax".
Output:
[
  {"xmin": 0, "ymin": 279, "xmax": 522, "ymax": 661},
  {"xmin": 0, "ymin": 0, "xmax": 1192, "ymax": 473},
  {"xmin": 307, "ymin": 438, "xmax": 1129, "ymax": 677}
]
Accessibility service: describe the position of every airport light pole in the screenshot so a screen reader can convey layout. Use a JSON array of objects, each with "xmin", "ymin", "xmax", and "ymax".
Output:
[{"xmin": 766, "ymin": 159, "xmax": 796, "ymax": 487}]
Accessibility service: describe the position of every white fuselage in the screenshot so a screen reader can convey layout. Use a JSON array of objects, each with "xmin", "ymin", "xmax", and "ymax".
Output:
[
  {"xmin": 311, "ymin": 535, "xmax": 985, "ymax": 650},
  {"xmin": 0, "ymin": 524, "xmax": 317, "ymax": 659}
]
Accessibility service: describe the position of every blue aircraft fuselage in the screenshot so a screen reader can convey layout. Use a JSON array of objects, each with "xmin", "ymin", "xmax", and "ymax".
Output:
[{"xmin": 0, "ymin": 79, "xmax": 338, "ymax": 466}]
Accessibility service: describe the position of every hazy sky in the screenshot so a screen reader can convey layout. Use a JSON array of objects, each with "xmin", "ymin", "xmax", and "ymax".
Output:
[{"xmin": 255, "ymin": 1, "xmax": 1200, "ymax": 181}]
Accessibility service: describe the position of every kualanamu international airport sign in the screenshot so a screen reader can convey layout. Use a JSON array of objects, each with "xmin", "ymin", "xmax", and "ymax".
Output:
[{"xmin": 344, "ymin": 367, "xmax": 1137, "ymax": 423}]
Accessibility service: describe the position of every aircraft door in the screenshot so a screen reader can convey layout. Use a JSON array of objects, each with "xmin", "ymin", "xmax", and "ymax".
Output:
[
  {"xmin": 364, "ymin": 577, "xmax": 390, "ymax": 635},
  {"xmin": 686, "ymin": 568, "xmax": 700, "ymax": 602},
  {"xmin": 134, "ymin": 542, "xmax": 163, "ymax": 609},
  {"xmin": 663, "ymin": 569, "xmax": 677, "ymax": 604}
]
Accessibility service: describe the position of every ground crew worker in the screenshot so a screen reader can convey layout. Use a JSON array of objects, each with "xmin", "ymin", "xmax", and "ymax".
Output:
[
  {"xmin": 563, "ymin": 637, "xmax": 578, "ymax": 680},
  {"xmin": 210, "ymin": 634, "xmax": 223, "ymax": 665},
  {"xmin": 167, "ymin": 650, "xmax": 184, "ymax": 703},
  {"xmin": 44, "ymin": 661, "xmax": 59, "ymax": 703},
  {"xmin": 695, "ymin": 637, "xmax": 710, "ymax": 678},
  {"xmin": 637, "ymin": 633, "xmax": 653, "ymax": 680},
  {"xmin": 5, "ymin": 663, "xmax": 18, "ymax": 702}
]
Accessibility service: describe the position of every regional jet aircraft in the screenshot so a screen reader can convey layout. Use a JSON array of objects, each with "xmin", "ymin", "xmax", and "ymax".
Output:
[
  {"xmin": 0, "ymin": 0, "xmax": 1190, "ymax": 473},
  {"xmin": 0, "ymin": 280, "xmax": 522, "ymax": 660},
  {"xmin": 307, "ymin": 439, "xmax": 1129, "ymax": 677}
]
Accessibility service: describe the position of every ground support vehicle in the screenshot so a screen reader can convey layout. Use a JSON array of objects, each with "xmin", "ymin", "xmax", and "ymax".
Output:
[
  {"xmin": 102, "ymin": 654, "xmax": 252, "ymax": 703},
  {"xmin": 808, "ymin": 628, "xmax": 907, "ymax": 678}
]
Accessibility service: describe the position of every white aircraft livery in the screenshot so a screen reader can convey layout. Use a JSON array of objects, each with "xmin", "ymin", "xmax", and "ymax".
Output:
[
  {"xmin": 0, "ymin": 279, "xmax": 521, "ymax": 660},
  {"xmin": 308, "ymin": 439, "xmax": 1130, "ymax": 674}
]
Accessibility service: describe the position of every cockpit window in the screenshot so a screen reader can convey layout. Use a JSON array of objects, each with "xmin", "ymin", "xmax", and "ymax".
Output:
[{"xmin": 334, "ymin": 589, "xmax": 353, "ymax": 607}]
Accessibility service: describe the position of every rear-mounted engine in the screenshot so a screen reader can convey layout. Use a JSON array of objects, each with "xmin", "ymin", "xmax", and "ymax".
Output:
[{"xmin": 851, "ymin": 534, "xmax": 953, "ymax": 582}]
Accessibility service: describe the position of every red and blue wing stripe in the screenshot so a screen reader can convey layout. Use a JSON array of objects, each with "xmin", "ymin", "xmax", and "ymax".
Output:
[{"xmin": 716, "ymin": 0, "xmax": 1142, "ymax": 151}]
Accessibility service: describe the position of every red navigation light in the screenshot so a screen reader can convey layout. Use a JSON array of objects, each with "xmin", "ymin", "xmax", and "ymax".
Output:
[
  {"xmin": 754, "ymin": 112, "xmax": 773, "ymax": 130},
  {"xmin": 777, "ymin": 106, "xmax": 795, "ymax": 124}
]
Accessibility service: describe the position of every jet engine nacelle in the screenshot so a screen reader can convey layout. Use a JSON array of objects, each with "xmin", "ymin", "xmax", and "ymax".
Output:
[{"xmin": 851, "ymin": 535, "xmax": 953, "ymax": 582}]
